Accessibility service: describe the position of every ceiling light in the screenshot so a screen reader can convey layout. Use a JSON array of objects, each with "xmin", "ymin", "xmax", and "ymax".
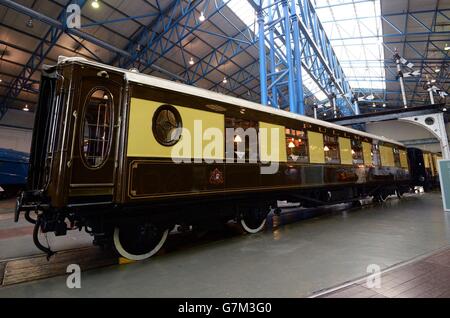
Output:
[
  {"xmin": 189, "ymin": 57, "xmax": 195, "ymax": 65},
  {"xmin": 222, "ymin": 77, "xmax": 227, "ymax": 84},
  {"xmin": 91, "ymin": 0, "xmax": 100, "ymax": 9},
  {"xmin": 445, "ymin": 44, "xmax": 450, "ymax": 51},
  {"xmin": 372, "ymin": 103, "xmax": 376, "ymax": 108},
  {"xmin": 382, "ymin": 103, "xmax": 386, "ymax": 108},
  {"xmin": 234, "ymin": 135, "xmax": 242, "ymax": 143},
  {"xmin": 443, "ymin": 107, "xmax": 447, "ymax": 112},
  {"xmin": 435, "ymin": 68, "xmax": 441, "ymax": 73},
  {"xmin": 324, "ymin": 145, "xmax": 330, "ymax": 152},
  {"xmin": 199, "ymin": 11, "xmax": 206, "ymax": 22},
  {"xmin": 288, "ymin": 141, "xmax": 295, "ymax": 149},
  {"xmin": 431, "ymin": 79, "xmax": 436, "ymax": 83},
  {"xmin": 0, "ymin": 78, "xmax": 2, "ymax": 83},
  {"xmin": 23, "ymin": 104, "xmax": 30, "ymax": 112}
]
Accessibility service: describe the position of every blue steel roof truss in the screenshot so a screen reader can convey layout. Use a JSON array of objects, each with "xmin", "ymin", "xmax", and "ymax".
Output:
[{"xmin": 3, "ymin": 0, "xmax": 445, "ymax": 120}]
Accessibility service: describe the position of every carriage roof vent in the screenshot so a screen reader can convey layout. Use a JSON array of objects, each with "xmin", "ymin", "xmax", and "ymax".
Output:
[
  {"xmin": 97, "ymin": 70, "xmax": 109, "ymax": 79},
  {"xmin": 57, "ymin": 56, "xmax": 88, "ymax": 64}
]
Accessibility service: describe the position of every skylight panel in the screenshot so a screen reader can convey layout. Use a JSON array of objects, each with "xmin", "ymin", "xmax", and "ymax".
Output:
[
  {"xmin": 226, "ymin": 0, "xmax": 258, "ymax": 33},
  {"xmin": 314, "ymin": 0, "xmax": 385, "ymax": 90}
]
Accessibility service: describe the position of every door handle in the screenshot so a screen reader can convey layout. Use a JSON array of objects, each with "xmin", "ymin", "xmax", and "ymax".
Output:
[
  {"xmin": 114, "ymin": 116, "xmax": 122, "ymax": 168},
  {"xmin": 67, "ymin": 110, "xmax": 78, "ymax": 168}
]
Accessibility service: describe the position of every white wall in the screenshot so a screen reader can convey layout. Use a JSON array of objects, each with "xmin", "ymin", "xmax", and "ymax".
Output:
[
  {"xmin": 0, "ymin": 126, "xmax": 32, "ymax": 153},
  {"xmin": 366, "ymin": 120, "xmax": 450, "ymax": 153},
  {"xmin": 0, "ymin": 109, "xmax": 34, "ymax": 153}
]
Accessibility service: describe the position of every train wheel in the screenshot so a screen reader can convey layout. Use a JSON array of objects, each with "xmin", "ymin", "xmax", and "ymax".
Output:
[
  {"xmin": 239, "ymin": 206, "xmax": 269, "ymax": 234},
  {"xmin": 113, "ymin": 222, "xmax": 169, "ymax": 261},
  {"xmin": 373, "ymin": 192, "xmax": 388, "ymax": 203},
  {"xmin": 351, "ymin": 200, "xmax": 362, "ymax": 208}
]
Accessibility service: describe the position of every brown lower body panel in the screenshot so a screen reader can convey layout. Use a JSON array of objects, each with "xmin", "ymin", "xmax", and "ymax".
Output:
[{"xmin": 124, "ymin": 158, "xmax": 410, "ymax": 203}]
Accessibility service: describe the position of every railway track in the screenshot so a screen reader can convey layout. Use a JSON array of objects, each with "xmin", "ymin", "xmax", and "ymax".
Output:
[{"xmin": 0, "ymin": 246, "xmax": 118, "ymax": 287}]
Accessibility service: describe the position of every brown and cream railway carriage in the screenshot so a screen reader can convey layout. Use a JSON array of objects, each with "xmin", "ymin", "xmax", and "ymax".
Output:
[
  {"xmin": 408, "ymin": 148, "xmax": 442, "ymax": 191},
  {"xmin": 422, "ymin": 151, "xmax": 442, "ymax": 189},
  {"xmin": 17, "ymin": 57, "xmax": 412, "ymax": 260}
]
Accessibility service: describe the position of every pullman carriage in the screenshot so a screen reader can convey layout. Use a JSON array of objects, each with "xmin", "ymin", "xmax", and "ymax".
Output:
[{"xmin": 17, "ymin": 57, "xmax": 413, "ymax": 260}]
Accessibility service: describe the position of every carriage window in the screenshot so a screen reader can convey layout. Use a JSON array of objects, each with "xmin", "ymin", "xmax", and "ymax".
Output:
[
  {"xmin": 225, "ymin": 117, "xmax": 259, "ymax": 162},
  {"xmin": 393, "ymin": 148, "xmax": 401, "ymax": 168},
  {"xmin": 152, "ymin": 105, "xmax": 182, "ymax": 146},
  {"xmin": 82, "ymin": 89, "xmax": 113, "ymax": 168},
  {"xmin": 351, "ymin": 140, "xmax": 364, "ymax": 165},
  {"xmin": 372, "ymin": 144, "xmax": 381, "ymax": 167},
  {"xmin": 286, "ymin": 128, "xmax": 308, "ymax": 163},
  {"xmin": 400, "ymin": 149, "xmax": 409, "ymax": 168},
  {"xmin": 324, "ymin": 135, "xmax": 340, "ymax": 164}
]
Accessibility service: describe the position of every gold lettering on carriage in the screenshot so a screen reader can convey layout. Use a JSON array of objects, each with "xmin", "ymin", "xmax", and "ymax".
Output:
[{"xmin": 171, "ymin": 120, "xmax": 280, "ymax": 175}]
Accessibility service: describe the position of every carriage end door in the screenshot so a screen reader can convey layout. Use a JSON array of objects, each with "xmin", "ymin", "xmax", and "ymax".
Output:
[{"xmin": 68, "ymin": 71, "xmax": 122, "ymax": 202}]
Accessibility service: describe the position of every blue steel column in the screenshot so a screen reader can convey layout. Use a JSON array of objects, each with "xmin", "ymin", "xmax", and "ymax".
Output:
[
  {"xmin": 290, "ymin": 0, "xmax": 304, "ymax": 114},
  {"xmin": 268, "ymin": 0, "xmax": 278, "ymax": 108},
  {"xmin": 282, "ymin": 0, "xmax": 297, "ymax": 113},
  {"xmin": 258, "ymin": 6, "xmax": 268, "ymax": 106}
]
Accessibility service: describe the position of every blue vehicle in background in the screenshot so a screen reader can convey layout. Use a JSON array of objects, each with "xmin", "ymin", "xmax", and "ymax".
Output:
[{"xmin": 0, "ymin": 149, "xmax": 29, "ymax": 199}]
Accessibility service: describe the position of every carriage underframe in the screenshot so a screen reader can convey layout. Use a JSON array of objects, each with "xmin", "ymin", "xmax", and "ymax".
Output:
[{"xmin": 17, "ymin": 180, "xmax": 411, "ymax": 260}]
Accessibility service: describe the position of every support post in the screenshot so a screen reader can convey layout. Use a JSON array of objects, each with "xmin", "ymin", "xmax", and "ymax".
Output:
[
  {"xmin": 428, "ymin": 87, "xmax": 435, "ymax": 105},
  {"xmin": 353, "ymin": 99, "xmax": 360, "ymax": 116},
  {"xmin": 268, "ymin": 0, "xmax": 278, "ymax": 108},
  {"xmin": 258, "ymin": 7, "xmax": 268, "ymax": 106},
  {"xmin": 332, "ymin": 94, "xmax": 337, "ymax": 118},
  {"xmin": 282, "ymin": 0, "xmax": 296, "ymax": 113},
  {"xmin": 436, "ymin": 113, "xmax": 450, "ymax": 159},
  {"xmin": 290, "ymin": 0, "xmax": 304, "ymax": 114},
  {"xmin": 394, "ymin": 51, "xmax": 408, "ymax": 108}
]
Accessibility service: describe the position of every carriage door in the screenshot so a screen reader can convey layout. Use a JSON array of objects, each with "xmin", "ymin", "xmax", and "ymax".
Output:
[{"xmin": 68, "ymin": 72, "xmax": 122, "ymax": 202}]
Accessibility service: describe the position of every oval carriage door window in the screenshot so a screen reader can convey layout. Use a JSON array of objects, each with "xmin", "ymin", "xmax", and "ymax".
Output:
[
  {"xmin": 81, "ymin": 88, "xmax": 113, "ymax": 168},
  {"xmin": 152, "ymin": 105, "xmax": 183, "ymax": 146}
]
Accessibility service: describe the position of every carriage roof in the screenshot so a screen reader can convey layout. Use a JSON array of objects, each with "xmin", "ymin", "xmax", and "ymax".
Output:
[{"xmin": 57, "ymin": 56, "xmax": 404, "ymax": 147}]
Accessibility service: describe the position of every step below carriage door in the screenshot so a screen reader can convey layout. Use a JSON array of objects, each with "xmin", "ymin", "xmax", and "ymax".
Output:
[{"xmin": 68, "ymin": 69, "xmax": 122, "ymax": 202}]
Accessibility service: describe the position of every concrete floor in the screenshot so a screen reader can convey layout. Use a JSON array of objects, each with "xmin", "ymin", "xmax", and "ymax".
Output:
[{"xmin": 0, "ymin": 192, "xmax": 449, "ymax": 298}]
